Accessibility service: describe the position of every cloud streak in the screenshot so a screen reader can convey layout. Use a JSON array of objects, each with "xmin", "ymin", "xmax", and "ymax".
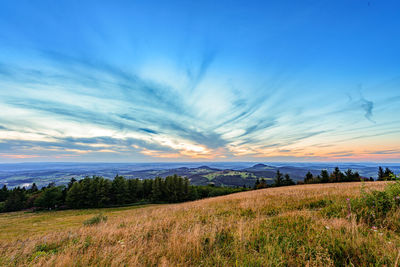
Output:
[{"xmin": 0, "ymin": 0, "xmax": 399, "ymax": 162}]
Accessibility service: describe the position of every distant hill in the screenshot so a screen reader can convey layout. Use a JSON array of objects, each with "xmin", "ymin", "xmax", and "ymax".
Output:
[{"xmin": 1, "ymin": 162, "xmax": 399, "ymax": 188}]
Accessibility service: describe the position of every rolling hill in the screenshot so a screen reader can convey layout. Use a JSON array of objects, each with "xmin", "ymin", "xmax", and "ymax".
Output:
[{"xmin": 2, "ymin": 162, "xmax": 399, "ymax": 188}]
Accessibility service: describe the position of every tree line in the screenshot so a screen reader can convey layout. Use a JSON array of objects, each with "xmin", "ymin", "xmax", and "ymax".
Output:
[
  {"xmin": 0, "ymin": 175, "xmax": 247, "ymax": 213},
  {"xmin": 1, "ymin": 166, "xmax": 397, "ymax": 213},
  {"xmin": 302, "ymin": 166, "xmax": 397, "ymax": 184},
  {"xmin": 253, "ymin": 166, "xmax": 398, "ymax": 189},
  {"xmin": 254, "ymin": 170, "xmax": 295, "ymax": 189}
]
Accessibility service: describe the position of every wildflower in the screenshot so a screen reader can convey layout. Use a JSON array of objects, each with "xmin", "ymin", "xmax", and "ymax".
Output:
[
  {"xmin": 325, "ymin": 226, "xmax": 330, "ymax": 230},
  {"xmin": 371, "ymin": 226, "xmax": 378, "ymax": 232}
]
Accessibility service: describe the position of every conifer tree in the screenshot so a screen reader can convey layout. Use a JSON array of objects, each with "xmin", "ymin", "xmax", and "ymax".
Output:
[
  {"xmin": 378, "ymin": 166, "xmax": 385, "ymax": 181},
  {"xmin": 66, "ymin": 182, "xmax": 83, "ymax": 208},
  {"xmin": 4, "ymin": 188, "xmax": 25, "ymax": 211},
  {"xmin": 384, "ymin": 168, "xmax": 393, "ymax": 180},
  {"xmin": 0, "ymin": 185, "xmax": 8, "ymax": 202},
  {"xmin": 320, "ymin": 170, "xmax": 329, "ymax": 183},
  {"xmin": 274, "ymin": 170, "xmax": 284, "ymax": 186},
  {"xmin": 330, "ymin": 167, "xmax": 343, "ymax": 182},
  {"xmin": 304, "ymin": 171, "xmax": 314, "ymax": 184},
  {"xmin": 284, "ymin": 174, "xmax": 295, "ymax": 185},
  {"xmin": 151, "ymin": 177, "xmax": 163, "ymax": 202},
  {"xmin": 35, "ymin": 186, "xmax": 64, "ymax": 209}
]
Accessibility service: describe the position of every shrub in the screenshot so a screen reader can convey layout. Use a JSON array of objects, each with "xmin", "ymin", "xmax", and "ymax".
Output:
[
  {"xmin": 351, "ymin": 181, "xmax": 400, "ymax": 226},
  {"xmin": 83, "ymin": 214, "xmax": 108, "ymax": 226}
]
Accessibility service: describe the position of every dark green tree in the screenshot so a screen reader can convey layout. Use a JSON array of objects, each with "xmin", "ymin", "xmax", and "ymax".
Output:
[
  {"xmin": 151, "ymin": 177, "xmax": 163, "ymax": 202},
  {"xmin": 330, "ymin": 167, "xmax": 344, "ymax": 182},
  {"xmin": 260, "ymin": 178, "xmax": 267, "ymax": 188},
  {"xmin": 4, "ymin": 188, "xmax": 26, "ymax": 211},
  {"xmin": 384, "ymin": 168, "xmax": 393, "ymax": 180},
  {"xmin": 66, "ymin": 182, "xmax": 83, "ymax": 208},
  {"xmin": 378, "ymin": 166, "xmax": 385, "ymax": 181},
  {"xmin": 34, "ymin": 186, "xmax": 64, "ymax": 209},
  {"xmin": 284, "ymin": 174, "xmax": 295, "ymax": 186},
  {"xmin": 127, "ymin": 179, "xmax": 140, "ymax": 203},
  {"xmin": 304, "ymin": 171, "xmax": 314, "ymax": 184},
  {"xmin": 188, "ymin": 186, "xmax": 199, "ymax": 200},
  {"xmin": 111, "ymin": 175, "xmax": 128, "ymax": 205},
  {"xmin": 29, "ymin": 183, "xmax": 38, "ymax": 193},
  {"xmin": 345, "ymin": 169, "xmax": 354, "ymax": 182},
  {"xmin": 67, "ymin": 178, "xmax": 77, "ymax": 190},
  {"xmin": 0, "ymin": 185, "xmax": 8, "ymax": 202},
  {"xmin": 274, "ymin": 170, "xmax": 284, "ymax": 186},
  {"xmin": 320, "ymin": 170, "xmax": 329, "ymax": 183}
]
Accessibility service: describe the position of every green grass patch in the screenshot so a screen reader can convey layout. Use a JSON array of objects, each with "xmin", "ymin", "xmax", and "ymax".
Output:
[{"xmin": 83, "ymin": 213, "xmax": 108, "ymax": 226}]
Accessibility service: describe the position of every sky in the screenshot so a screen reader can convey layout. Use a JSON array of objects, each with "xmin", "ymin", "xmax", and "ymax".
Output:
[{"xmin": 0, "ymin": 0, "xmax": 399, "ymax": 163}]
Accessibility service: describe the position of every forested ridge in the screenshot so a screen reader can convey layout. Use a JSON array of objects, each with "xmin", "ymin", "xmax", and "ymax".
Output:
[
  {"xmin": 0, "ymin": 166, "xmax": 397, "ymax": 213},
  {"xmin": 0, "ymin": 175, "xmax": 247, "ymax": 212}
]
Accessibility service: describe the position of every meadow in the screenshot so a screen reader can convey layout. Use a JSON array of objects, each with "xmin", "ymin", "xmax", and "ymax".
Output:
[{"xmin": 0, "ymin": 181, "xmax": 399, "ymax": 266}]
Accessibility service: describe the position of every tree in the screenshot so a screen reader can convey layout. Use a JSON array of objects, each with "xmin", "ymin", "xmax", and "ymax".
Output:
[
  {"xmin": 273, "ymin": 170, "xmax": 284, "ymax": 187},
  {"xmin": 66, "ymin": 182, "xmax": 83, "ymax": 208},
  {"xmin": 142, "ymin": 179, "xmax": 153, "ymax": 199},
  {"xmin": 188, "ymin": 186, "xmax": 199, "ymax": 200},
  {"xmin": 183, "ymin": 178, "xmax": 190, "ymax": 201},
  {"xmin": 98, "ymin": 178, "xmax": 111, "ymax": 207},
  {"xmin": 111, "ymin": 175, "xmax": 128, "ymax": 205},
  {"xmin": 378, "ymin": 166, "xmax": 385, "ymax": 181},
  {"xmin": 353, "ymin": 171, "xmax": 360, "ymax": 181},
  {"xmin": 320, "ymin": 170, "xmax": 329, "ymax": 183},
  {"xmin": 330, "ymin": 167, "xmax": 344, "ymax": 182},
  {"xmin": 259, "ymin": 178, "xmax": 267, "ymax": 188},
  {"xmin": 384, "ymin": 168, "xmax": 393, "ymax": 180},
  {"xmin": 35, "ymin": 186, "xmax": 64, "ymax": 209},
  {"xmin": 304, "ymin": 171, "xmax": 314, "ymax": 184},
  {"xmin": 67, "ymin": 178, "xmax": 77, "ymax": 190},
  {"xmin": 4, "ymin": 188, "xmax": 26, "ymax": 211},
  {"xmin": 254, "ymin": 178, "xmax": 260, "ymax": 189},
  {"xmin": 29, "ymin": 183, "xmax": 38, "ymax": 193},
  {"xmin": 344, "ymin": 169, "xmax": 353, "ymax": 182},
  {"xmin": 151, "ymin": 177, "xmax": 163, "ymax": 202},
  {"xmin": 127, "ymin": 179, "xmax": 140, "ymax": 203},
  {"xmin": 284, "ymin": 174, "xmax": 295, "ymax": 186},
  {"xmin": 0, "ymin": 185, "xmax": 8, "ymax": 202}
]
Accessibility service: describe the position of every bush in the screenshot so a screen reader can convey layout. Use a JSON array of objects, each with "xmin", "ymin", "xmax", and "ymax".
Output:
[
  {"xmin": 351, "ymin": 181, "xmax": 400, "ymax": 226},
  {"xmin": 83, "ymin": 214, "xmax": 108, "ymax": 226}
]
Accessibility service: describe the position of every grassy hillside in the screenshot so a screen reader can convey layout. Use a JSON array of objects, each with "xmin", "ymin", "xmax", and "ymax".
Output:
[{"xmin": 1, "ymin": 182, "xmax": 399, "ymax": 266}]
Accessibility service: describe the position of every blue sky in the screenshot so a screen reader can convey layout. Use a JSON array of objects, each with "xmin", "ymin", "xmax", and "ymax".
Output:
[{"xmin": 0, "ymin": 0, "xmax": 399, "ymax": 162}]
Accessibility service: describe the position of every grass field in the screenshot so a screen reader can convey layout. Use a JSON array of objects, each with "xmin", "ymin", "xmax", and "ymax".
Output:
[{"xmin": 1, "ymin": 182, "xmax": 399, "ymax": 266}]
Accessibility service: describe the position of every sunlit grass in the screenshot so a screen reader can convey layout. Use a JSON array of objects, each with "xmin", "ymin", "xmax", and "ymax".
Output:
[{"xmin": 1, "ymin": 182, "xmax": 399, "ymax": 266}]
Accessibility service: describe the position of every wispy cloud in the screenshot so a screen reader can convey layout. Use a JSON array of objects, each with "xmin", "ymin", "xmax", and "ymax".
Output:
[{"xmin": 360, "ymin": 97, "xmax": 374, "ymax": 122}]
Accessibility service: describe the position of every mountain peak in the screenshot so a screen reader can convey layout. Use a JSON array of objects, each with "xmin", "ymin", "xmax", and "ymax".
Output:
[
  {"xmin": 253, "ymin": 163, "xmax": 268, "ymax": 168},
  {"xmin": 198, "ymin": 165, "xmax": 212, "ymax": 169}
]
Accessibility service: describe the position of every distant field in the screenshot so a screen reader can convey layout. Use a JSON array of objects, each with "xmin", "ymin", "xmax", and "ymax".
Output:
[{"xmin": 1, "ymin": 182, "xmax": 399, "ymax": 266}]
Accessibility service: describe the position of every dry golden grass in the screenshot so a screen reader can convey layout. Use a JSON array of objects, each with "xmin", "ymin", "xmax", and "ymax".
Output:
[{"xmin": 1, "ymin": 182, "xmax": 399, "ymax": 266}]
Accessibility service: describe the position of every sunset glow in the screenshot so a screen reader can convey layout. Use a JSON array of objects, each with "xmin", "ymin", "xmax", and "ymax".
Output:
[{"xmin": 0, "ymin": 1, "xmax": 399, "ymax": 162}]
